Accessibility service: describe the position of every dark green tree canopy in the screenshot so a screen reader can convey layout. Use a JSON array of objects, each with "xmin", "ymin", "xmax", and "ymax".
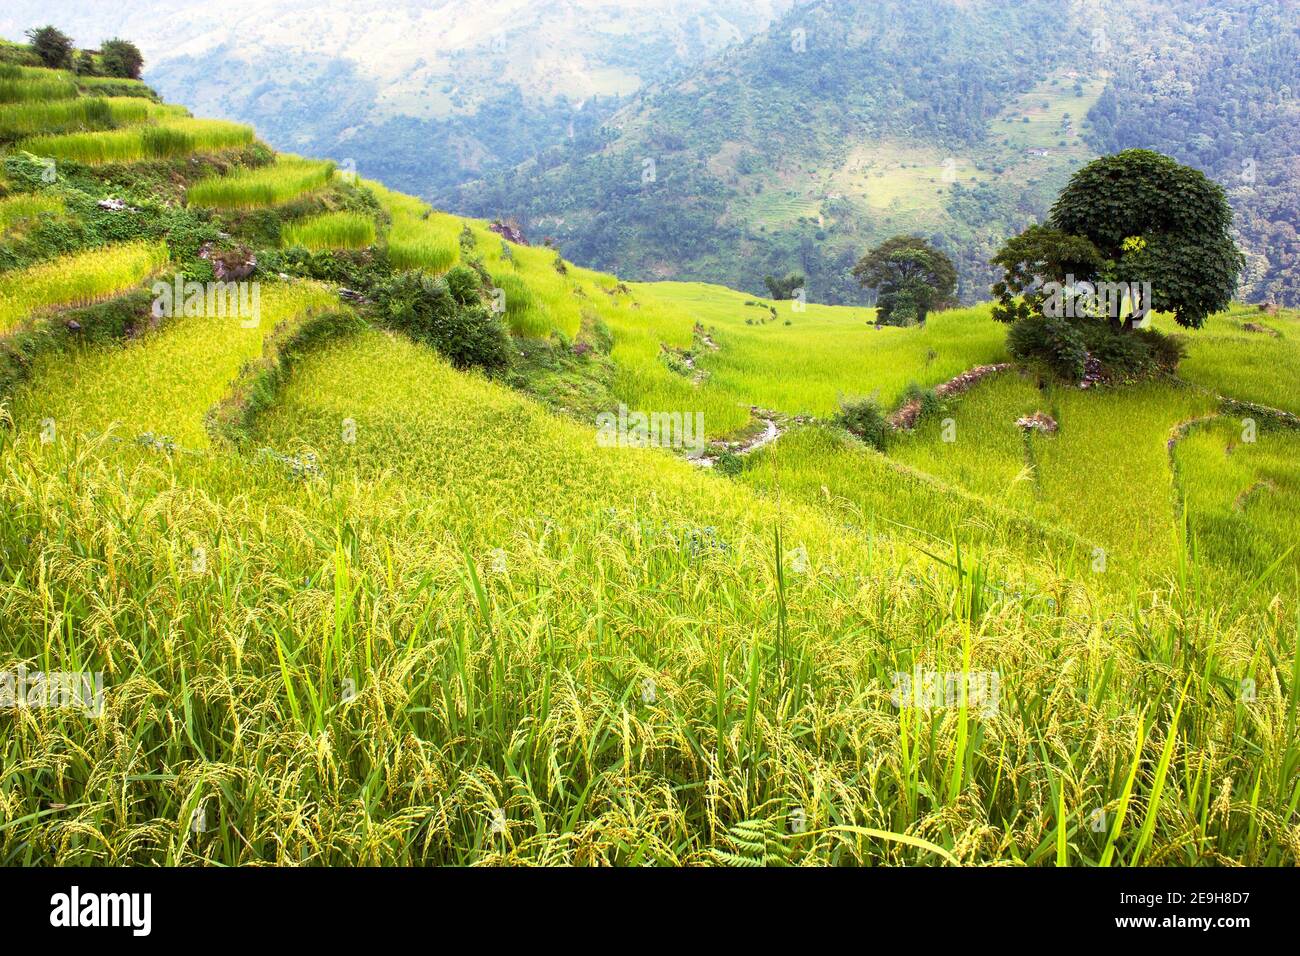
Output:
[
  {"xmin": 993, "ymin": 149, "xmax": 1243, "ymax": 330},
  {"xmin": 100, "ymin": 39, "xmax": 145, "ymax": 80},
  {"xmin": 25, "ymin": 26, "xmax": 74, "ymax": 70},
  {"xmin": 763, "ymin": 273, "xmax": 805, "ymax": 301},
  {"xmin": 852, "ymin": 235, "xmax": 957, "ymax": 326}
]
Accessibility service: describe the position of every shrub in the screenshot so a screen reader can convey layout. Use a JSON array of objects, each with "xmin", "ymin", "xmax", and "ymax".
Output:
[
  {"xmin": 373, "ymin": 270, "xmax": 510, "ymax": 373},
  {"xmin": 902, "ymin": 382, "xmax": 942, "ymax": 422},
  {"xmin": 838, "ymin": 396, "xmax": 890, "ymax": 451},
  {"xmin": 1135, "ymin": 327, "xmax": 1189, "ymax": 372},
  {"xmin": 1007, "ymin": 313, "xmax": 1087, "ymax": 380},
  {"xmin": 1010, "ymin": 315, "xmax": 1188, "ymax": 383}
]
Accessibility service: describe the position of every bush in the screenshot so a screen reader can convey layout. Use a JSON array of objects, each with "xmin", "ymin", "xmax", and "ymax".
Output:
[
  {"xmin": 374, "ymin": 269, "xmax": 510, "ymax": 373},
  {"xmin": 902, "ymin": 383, "xmax": 942, "ymax": 421},
  {"xmin": 1007, "ymin": 314, "xmax": 1087, "ymax": 380},
  {"xmin": 1136, "ymin": 328, "xmax": 1188, "ymax": 372},
  {"xmin": 838, "ymin": 396, "xmax": 890, "ymax": 451},
  {"xmin": 1009, "ymin": 315, "xmax": 1188, "ymax": 382}
]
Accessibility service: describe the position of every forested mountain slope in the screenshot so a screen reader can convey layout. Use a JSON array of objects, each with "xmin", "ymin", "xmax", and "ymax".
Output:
[{"xmin": 451, "ymin": 0, "xmax": 1299, "ymax": 306}]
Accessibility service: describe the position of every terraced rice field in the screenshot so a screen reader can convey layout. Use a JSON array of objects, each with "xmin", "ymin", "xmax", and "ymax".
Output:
[
  {"xmin": 187, "ymin": 156, "xmax": 336, "ymax": 210},
  {"xmin": 0, "ymin": 58, "xmax": 1296, "ymax": 869},
  {"xmin": 281, "ymin": 210, "xmax": 377, "ymax": 250},
  {"xmin": 18, "ymin": 117, "xmax": 254, "ymax": 165},
  {"xmin": 0, "ymin": 240, "xmax": 168, "ymax": 333}
]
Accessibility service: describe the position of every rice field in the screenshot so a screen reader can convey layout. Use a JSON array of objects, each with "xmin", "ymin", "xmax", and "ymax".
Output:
[
  {"xmin": 629, "ymin": 281, "xmax": 1007, "ymax": 426},
  {"xmin": 9, "ymin": 281, "xmax": 338, "ymax": 447},
  {"xmin": 0, "ymin": 96, "xmax": 184, "ymax": 140},
  {"xmin": 75, "ymin": 75, "xmax": 153, "ymax": 95},
  {"xmin": 0, "ymin": 192, "xmax": 62, "ymax": 234},
  {"xmin": 1, "ymin": 66, "xmax": 1298, "ymax": 870},
  {"xmin": 1, "ymin": 317, "xmax": 1295, "ymax": 865},
  {"xmin": 0, "ymin": 74, "xmax": 78, "ymax": 105},
  {"xmin": 0, "ymin": 240, "xmax": 169, "ymax": 333},
  {"xmin": 0, "ymin": 96, "xmax": 185, "ymax": 141},
  {"xmin": 281, "ymin": 210, "xmax": 377, "ymax": 250},
  {"xmin": 187, "ymin": 156, "xmax": 336, "ymax": 209},
  {"xmin": 371, "ymin": 182, "xmax": 461, "ymax": 275},
  {"xmin": 1154, "ymin": 306, "xmax": 1300, "ymax": 415},
  {"xmin": 18, "ymin": 117, "xmax": 255, "ymax": 165}
]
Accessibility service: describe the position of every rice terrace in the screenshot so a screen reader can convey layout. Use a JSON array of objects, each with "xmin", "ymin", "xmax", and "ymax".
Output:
[{"xmin": 0, "ymin": 0, "xmax": 1296, "ymax": 913}]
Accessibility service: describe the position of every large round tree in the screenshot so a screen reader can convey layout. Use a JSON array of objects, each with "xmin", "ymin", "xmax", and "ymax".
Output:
[
  {"xmin": 852, "ymin": 235, "xmax": 957, "ymax": 326},
  {"xmin": 993, "ymin": 149, "xmax": 1243, "ymax": 331}
]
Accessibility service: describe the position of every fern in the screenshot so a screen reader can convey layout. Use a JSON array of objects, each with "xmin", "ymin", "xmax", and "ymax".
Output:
[{"xmin": 711, "ymin": 819, "xmax": 791, "ymax": 867}]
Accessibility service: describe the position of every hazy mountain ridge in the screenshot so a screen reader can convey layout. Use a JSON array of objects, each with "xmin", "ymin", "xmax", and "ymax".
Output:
[
  {"xmin": 450, "ymin": 0, "xmax": 1300, "ymax": 306},
  {"xmin": 0, "ymin": 0, "xmax": 794, "ymax": 195}
]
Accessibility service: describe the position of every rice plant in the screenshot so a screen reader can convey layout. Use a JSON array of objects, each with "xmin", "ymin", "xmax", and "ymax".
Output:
[
  {"xmin": 370, "ymin": 181, "xmax": 460, "ymax": 274},
  {"xmin": 0, "ymin": 75, "xmax": 78, "ymax": 105},
  {"xmin": 490, "ymin": 271, "xmax": 552, "ymax": 337},
  {"xmin": 1, "ymin": 324, "xmax": 1293, "ymax": 865},
  {"xmin": 281, "ymin": 211, "xmax": 377, "ymax": 250},
  {"xmin": 186, "ymin": 155, "xmax": 335, "ymax": 209},
  {"xmin": 0, "ymin": 240, "xmax": 169, "ymax": 333},
  {"xmin": 0, "ymin": 96, "xmax": 183, "ymax": 140},
  {"xmin": 18, "ymin": 118, "xmax": 255, "ymax": 165},
  {"xmin": 0, "ymin": 192, "xmax": 62, "ymax": 233},
  {"xmin": 388, "ymin": 232, "xmax": 460, "ymax": 273}
]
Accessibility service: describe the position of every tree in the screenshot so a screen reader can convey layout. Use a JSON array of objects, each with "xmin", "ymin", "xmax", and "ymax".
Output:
[
  {"xmin": 100, "ymin": 39, "xmax": 144, "ymax": 80},
  {"xmin": 73, "ymin": 50, "xmax": 99, "ymax": 77},
  {"xmin": 993, "ymin": 149, "xmax": 1243, "ymax": 331},
  {"xmin": 852, "ymin": 235, "xmax": 956, "ymax": 326},
  {"xmin": 25, "ymin": 26, "xmax": 74, "ymax": 70},
  {"xmin": 763, "ymin": 273, "xmax": 805, "ymax": 301}
]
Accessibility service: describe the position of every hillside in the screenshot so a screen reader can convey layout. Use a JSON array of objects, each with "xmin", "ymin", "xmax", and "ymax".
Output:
[
  {"xmin": 1, "ymin": 42, "xmax": 1298, "ymax": 869},
  {"xmin": 0, "ymin": 0, "xmax": 794, "ymax": 198},
  {"xmin": 450, "ymin": 0, "xmax": 1300, "ymax": 307}
]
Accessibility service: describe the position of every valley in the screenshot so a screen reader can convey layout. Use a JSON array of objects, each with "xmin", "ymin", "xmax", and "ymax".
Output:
[{"xmin": 0, "ymin": 17, "xmax": 1297, "ymax": 873}]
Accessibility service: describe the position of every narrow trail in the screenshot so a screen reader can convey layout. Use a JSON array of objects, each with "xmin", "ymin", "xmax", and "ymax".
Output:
[{"xmin": 692, "ymin": 410, "xmax": 787, "ymax": 468}]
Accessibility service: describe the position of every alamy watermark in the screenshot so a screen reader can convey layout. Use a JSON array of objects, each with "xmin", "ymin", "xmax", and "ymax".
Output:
[
  {"xmin": 1042, "ymin": 275, "xmax": 1151, "ymax": 323},
  {"xmin": 1, "ymin": 666, "xmax": 104, "ymax": 717},
  {"xmin": 596, "ymin": 404, "xmax": 706, "ymax": 455},
  {"xmin": 152, "ymin": 276, "xmax": 261, "ymax": 328},
  {"xmin": 891, "ymin": 668, "xmax": 1000, "ymax": 717}
]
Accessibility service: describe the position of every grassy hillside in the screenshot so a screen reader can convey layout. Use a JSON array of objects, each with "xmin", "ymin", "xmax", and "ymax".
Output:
[{"xmin": 0, "ymin": 52, "xmax": 1298, "ymax": 868}]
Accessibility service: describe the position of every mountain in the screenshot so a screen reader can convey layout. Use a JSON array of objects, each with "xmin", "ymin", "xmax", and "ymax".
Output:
[
  {"xmin": 0, "ymin": 0, "xmax": 794, "ymax": 196},
  {"xmin": 448, "ymin": 0, "xmax": 1300, "ymax": 306}
]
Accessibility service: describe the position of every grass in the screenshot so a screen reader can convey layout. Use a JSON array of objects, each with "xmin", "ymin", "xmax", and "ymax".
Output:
[
  {"xmin": 187, "ymin": 156, "xmax": 336, "ymax": 209},
  {"xmin": 9, "ymin": 281, "xmax": 338, "ymax": 448},
  {"xmin": 0, "ymin": 192, "xmax": 63, "ymax": 234},
  {"xmin": 1, "ymin": 322, "xmax": 1294, "ymax": 865},
  {"xmin": 0, "ymin": 97, "xmax": 184, "ymax": 140},
  {"xmin": 0, "ymin": 240, "xmax": 169, "ymax": 333},
  {"xmin": 0, "ymin": 73, "xmax": 1297, "ymax": 869},
  {"xmin": 18, "ymin": 118, "xmax": 255, "ymax": 165},
  {"xmin": 281, "ymin": 211, "xmax": 377, "ymax": 251}
]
